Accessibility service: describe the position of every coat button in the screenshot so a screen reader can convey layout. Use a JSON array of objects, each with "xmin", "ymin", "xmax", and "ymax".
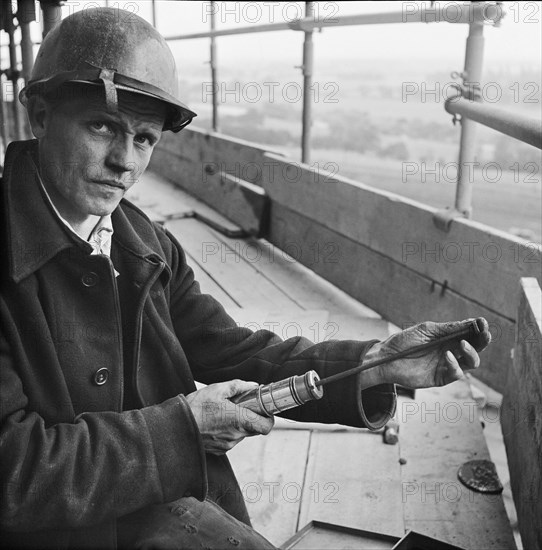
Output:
[
  {"xmin": 93, "ymin": 368, "xmax": 109, "ymax": 386},
  {"xmin": 82, "ymin": 272, "xmax": 99, "ymax": 287}
]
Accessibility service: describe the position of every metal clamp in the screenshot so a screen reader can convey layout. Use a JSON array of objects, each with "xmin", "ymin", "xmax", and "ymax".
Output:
[
  {"xmin": 433, "ymin": 207, "xmax": 467, "ymax": 232},
  {"xmin": 449, "ymin": 72, "xmax": 482, "ymax": 102}
]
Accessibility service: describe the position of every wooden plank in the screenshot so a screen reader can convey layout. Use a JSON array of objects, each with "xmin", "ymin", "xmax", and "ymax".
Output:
[
  {"xmin": 148, "ymin": 127, "xmax": 280, "ymax": 232},
  {"xmin": 153, "ymin": 126, "xmax": 282, "ymax": 186},
  {"xmin": 202, "ymin": 233, "xmax": 386, "ymax": 323},
  {"xmin": 202, "ymin": 233, "xmax": 391, "ymax": 342},
  {"xmin": 223, "ymin": 309, "xmax": 329, "ymax": 342},
  {"xmin": 194, "ymin": 226, "xmax": 391, "ymax": 340},
  {"xmin": 328, "ymin": 313, "xmax": 390, "ymax": 342},
  {"xmin": 269, "ymin": 202, "xmax": 515, "ymax": 392},
  {"xmin": 502, "ymin": 278, "xmax": 542, "ymax": 550},
  {"xmin": 227, "ymin": 429, "xmax": 311, "ymax": 546},
  {"xmin": 217, "ymin": 172, "xmax": 269, "ymax": 236},
  {"xmin": 262, "ymin": 152, "xmax": 541, "ymax": 323},
  {"xmin": 399, "ymin": 381, "xmax": 517, "ymax": 549},
  {"xmin": 148, "ymin": 146, "xmax": 269, "ymax": 235},
  {"xmin": 183, "ymin": 250, "xmax": 241, "ymax": 310},
  {"xmin": 297, "ymin": 430, "xmax": 404, "ymax": 539},
  {"xmin": 129, "ymin": 170, "xmax": 242, "ymax": 233},
  {"xmin": 165, "ymin": 217, "xmax": 301, "ymax": 311}
]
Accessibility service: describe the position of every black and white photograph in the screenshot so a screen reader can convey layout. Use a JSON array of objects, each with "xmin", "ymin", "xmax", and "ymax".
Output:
[{"xmin": 0, "ymin": 1, "xmax": 540, "ymax": 548}]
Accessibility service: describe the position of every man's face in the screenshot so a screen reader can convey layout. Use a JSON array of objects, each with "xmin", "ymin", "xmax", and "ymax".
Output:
[{"xmin": 36, "ymin": 87, "xmax": 166, "ymax": 224}]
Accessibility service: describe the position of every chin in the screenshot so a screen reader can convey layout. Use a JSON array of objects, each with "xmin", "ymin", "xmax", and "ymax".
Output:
[{"xmin": 89, "ymin": 200, "xmax": 122, "ymax": 217}]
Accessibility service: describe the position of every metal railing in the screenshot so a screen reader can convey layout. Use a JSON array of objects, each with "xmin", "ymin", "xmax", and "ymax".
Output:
[
  {"xmin": 446, "ymin": 97, "xmax": 542, "ymax": 149},
  {"xmin": 162, "ymin": 1, "xmax": 527, "ymax": 220},
  {"xmin": 165, "ymin": 2, "xmax": 504, "ymax": 40}
]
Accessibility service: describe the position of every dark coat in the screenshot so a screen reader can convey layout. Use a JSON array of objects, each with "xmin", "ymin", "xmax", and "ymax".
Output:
[{"xmin": 0, "ymin": 140, "xmax": 396, "ymax": 549}]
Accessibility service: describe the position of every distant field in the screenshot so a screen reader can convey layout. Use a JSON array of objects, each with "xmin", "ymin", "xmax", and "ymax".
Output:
[{"xmin": 182, "ymin": 59, "xmax": 541, "ymax": 244}]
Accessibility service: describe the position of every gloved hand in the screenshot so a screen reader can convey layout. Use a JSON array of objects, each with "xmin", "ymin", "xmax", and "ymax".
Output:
[{"xmin": 363, "ymin": 318, "xmax": 491, "ymax": 389}]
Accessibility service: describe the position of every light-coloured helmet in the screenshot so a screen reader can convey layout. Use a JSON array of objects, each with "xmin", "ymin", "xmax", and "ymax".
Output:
[{"xmin": 20, "ymin": 7, "xmax": 196, "ymax": 132}]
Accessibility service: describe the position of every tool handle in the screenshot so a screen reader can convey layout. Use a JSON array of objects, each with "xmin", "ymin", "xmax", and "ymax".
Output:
[{"xmin": 231, "ymin": 371, "xmax": 324, "ymax": 417}]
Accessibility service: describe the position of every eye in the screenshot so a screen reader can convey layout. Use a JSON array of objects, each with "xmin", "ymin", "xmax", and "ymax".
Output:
[
  {"xmin": 134, "ymin": 133, "xmax": 158, "ymax": 147},
  {"xmin": 134, "ymin": 134, "xmax": 150, "ymax": 145},
  {"xmin": 89, "ymin": 121, "xmax": 113, "ymax": 134}
]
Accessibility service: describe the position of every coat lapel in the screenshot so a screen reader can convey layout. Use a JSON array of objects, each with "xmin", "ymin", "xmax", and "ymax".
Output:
[{"xmin": 3, "ymin": 140, "xmax": 91, "ymax": 283}]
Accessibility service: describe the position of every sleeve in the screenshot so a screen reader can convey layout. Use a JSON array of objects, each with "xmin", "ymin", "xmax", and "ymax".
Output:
[
  {"xmin": 165, "ymin": 229, "xmax": 396, "ymax": 430},
  {"xmin": 0, "ymin": 326, "xmax": 207, "ymax": 532}
]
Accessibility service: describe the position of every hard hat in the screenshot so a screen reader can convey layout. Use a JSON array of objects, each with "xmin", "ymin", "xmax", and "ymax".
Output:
[{"xmin": 19, "ymin": 7, "xmax": 196, "ymax": 132}]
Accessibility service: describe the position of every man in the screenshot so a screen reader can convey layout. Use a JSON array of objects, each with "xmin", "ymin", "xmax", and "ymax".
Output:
[{"xmin": 0, "ymin": 7, "xmax": 490, "ymax": 549}]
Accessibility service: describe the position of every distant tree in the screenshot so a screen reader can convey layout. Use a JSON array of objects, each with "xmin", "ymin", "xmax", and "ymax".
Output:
[
  {"xmin": 237, "ymin": 107, "xmax": 264, "ymax": 125},
  {"xmin": 311, "ymin": 110, "xmax": 382, "ymax": 153},
  {"xmin": 379, "ymin": 141, "xmax": 409, "ymax": 161}
]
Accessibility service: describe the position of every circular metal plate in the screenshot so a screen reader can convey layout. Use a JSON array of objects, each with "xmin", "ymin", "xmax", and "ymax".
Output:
[{"xmin": 458, "ymin": 459, "xmax": 503, "ymax": 494}]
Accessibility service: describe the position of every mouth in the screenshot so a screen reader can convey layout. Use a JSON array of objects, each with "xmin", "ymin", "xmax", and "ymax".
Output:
[{"xmin": 93, "ymin": 180, "xmax": 126, "ymax": 191}]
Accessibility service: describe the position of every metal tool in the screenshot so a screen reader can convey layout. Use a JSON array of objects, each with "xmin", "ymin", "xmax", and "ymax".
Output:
[
  {"xmin": 231, "ymin": 370, "xmax": 323, "ymax": 417},
  {"xmin": 231, "ymin": 318, "xmax": 483, "ymax": 417}
]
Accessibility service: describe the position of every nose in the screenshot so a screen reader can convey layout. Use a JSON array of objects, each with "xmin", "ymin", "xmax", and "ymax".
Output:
[{"xmin": 105, "ymin": 135, "xmax": 135, "ymax": 174}]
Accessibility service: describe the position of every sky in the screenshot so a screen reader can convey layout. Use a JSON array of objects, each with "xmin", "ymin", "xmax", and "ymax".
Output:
[
  {"xmin": 148, "ymin": 1, "xmax": 542, "ymax": 66},
  {"xmin": 2, "ymin": 1, "xmax": 541, "ymax": 70}
]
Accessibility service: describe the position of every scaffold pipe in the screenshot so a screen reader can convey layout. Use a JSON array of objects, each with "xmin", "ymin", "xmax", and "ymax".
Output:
[{"xmin": 446, "ymin": 97, "xmax": 542, "ymax": 150}]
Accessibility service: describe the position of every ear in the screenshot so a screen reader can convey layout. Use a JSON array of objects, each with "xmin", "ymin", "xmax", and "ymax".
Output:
[{"xmin": 26, "ymin": 95, "xmax": 50, "ymax": 139}]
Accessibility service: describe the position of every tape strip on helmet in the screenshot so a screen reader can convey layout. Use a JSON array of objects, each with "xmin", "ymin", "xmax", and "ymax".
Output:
[{"xmin": 98, "ymin": 68, "xmax": 118, "ymax": 113}]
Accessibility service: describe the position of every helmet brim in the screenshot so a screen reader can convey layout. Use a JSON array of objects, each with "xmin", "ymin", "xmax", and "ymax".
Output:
[{"xmin": 20, "ymin": 71, "xmax": 197, "ymax": 133}]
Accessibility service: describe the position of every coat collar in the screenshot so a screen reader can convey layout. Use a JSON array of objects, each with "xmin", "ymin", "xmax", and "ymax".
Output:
[{"xmin": 3, "ymin": 140, "xmax": 171, "ymax": 285}]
